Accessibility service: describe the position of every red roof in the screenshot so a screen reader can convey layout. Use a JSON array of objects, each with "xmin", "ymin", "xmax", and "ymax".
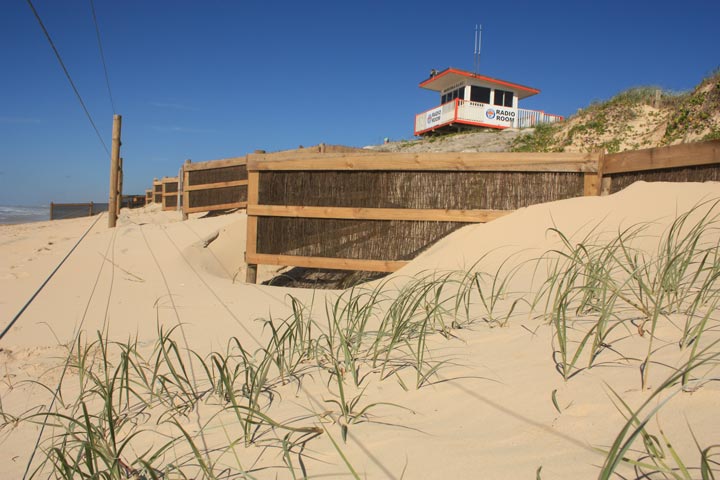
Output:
[{"xmin": 420, "ymin": 67, "xmax": 540, "ymax": 98}]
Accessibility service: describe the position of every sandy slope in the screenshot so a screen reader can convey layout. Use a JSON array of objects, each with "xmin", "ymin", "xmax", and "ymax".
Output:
[{"xmin": 1, "ymin": 183, "xmax": 719, "ymax": 479}]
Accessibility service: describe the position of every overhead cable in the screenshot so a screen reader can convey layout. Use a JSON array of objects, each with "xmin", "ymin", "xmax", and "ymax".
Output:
[
  {"xmin": 89, "ymin": 0, "xmax": 116, "ymax": 113},
  {"xmin": 26, "ymin": 0, "xmax": 110, "ymax": 155}
]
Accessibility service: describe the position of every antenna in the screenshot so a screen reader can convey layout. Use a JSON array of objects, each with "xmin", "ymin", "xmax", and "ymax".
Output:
[{"xmin": 474, "ymin": 24, "xmax": 482, "ymax": 74}]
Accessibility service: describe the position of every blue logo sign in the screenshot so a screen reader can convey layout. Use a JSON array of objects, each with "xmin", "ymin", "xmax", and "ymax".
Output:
[{"xmin": 486, "ymin": 108, "xmax": 496, "ymax": 120}]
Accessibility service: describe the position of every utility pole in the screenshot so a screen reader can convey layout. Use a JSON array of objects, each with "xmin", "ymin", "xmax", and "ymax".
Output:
[{"xmin": 108, "ymin": 114, "xmax": 122, "ymax": 228}]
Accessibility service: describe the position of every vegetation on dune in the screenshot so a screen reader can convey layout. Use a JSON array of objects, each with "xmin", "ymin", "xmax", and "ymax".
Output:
[
  {"xmin": 512, "ymin": 69, "xmax": 720, "ymax": 153},
  {"xmin": 2, "ymin": 200, "xmax": 720, "ymax": 478}
]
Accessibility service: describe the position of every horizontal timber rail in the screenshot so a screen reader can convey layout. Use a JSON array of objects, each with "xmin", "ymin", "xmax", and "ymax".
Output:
[
  {"xmin": 247, "ymin": 205, "xmax": 511, "ymax": 223},
  {"xmin": 247, "ymin": 151, "xmax": 599, "ymax": 172},
  {"xmin": 603, "ymin": 139, "xmax": 720, "ymax": 174}
]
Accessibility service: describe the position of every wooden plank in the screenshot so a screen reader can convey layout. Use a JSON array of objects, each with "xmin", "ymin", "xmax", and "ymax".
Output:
[
  {"xmin": 246, "ymin": 145, "xmax": 366, "ymax": 163},
  {"xmin": 247, "ymin": 151, "xmax": 599, "ymax": 173},
  {"xmin": 604, "ymin": 140, "xmax": 720, "ymax": 174},
  {"xmin": 184, "ymin": 180, "xmax": 248, "ymax": 192},
  {"xmin": 184, "ymin": 202, "xmax": 247, "ymax": 214},
  {"xmin": 183, "ymin": 156, "xmax": 247, "ymax": 171},
  {"xmin": 246, "ymin": 253, "xmax": 408, "ymax": 273},
  {"xmin": 182, "ymin": 168, "xmax": 190, "ymax": 218},
  {"xmin": 247, "ymin": 205, "xmax": 512, "ymax": 223},
  {"xmin": 583, "ymin": 173, "xmax": 600, "ymax": 196}
]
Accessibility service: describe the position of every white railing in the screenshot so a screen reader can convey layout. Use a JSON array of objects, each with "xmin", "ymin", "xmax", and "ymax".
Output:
[
  {"xmin": 414, "ymin": 101, "xmax": 457, "ymax": 134},
  {"xmin": 415, "ymin": 99, "xmax": 564, "ymax": 134},
  {"xmin": 516, "ymin": 108, "xmax": 564, "ymax": 128},
  {"xmin": 455, "ymin": 100, "xmax": 489, "ymax": 124}
]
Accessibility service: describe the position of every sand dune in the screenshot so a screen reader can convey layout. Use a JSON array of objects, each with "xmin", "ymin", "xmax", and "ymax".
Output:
[{"xmin": 1, "ymin": 182, "xmax": 719, "ymax": 479}]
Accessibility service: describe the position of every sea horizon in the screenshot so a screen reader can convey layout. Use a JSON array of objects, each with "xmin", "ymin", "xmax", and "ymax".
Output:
[{"xmin": 0, "ymin": 204, "xmax": 50, "ymax": 225}]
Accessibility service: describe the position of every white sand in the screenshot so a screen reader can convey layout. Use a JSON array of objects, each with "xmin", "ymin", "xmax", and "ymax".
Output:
[{"xmin": 1, "ymin": 182, "xmax": 719, "ymax": 478}]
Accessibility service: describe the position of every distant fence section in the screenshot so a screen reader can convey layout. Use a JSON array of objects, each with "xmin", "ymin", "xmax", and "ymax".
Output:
[
  {"xmin": 180, "ymin": 145, "xmax": 363, "ymax": 216},
  {"xmin": 50, "ymin": 202, "xmax": 108, "ymax": 221},
  {"xmin": 183, "ymin": 157, "xmax": 248, "ymax": 214},
  {"xmin": 153, "ymin": 179, "xmax": 162, "ymax": 204},
  {"xmin": 161, "ymin": 177, "xmax": 179, "ymax": 211}
]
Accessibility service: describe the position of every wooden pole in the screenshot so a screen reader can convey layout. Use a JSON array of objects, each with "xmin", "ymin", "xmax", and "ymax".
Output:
[
  {"xmin": 116, "ymin": 157, "xmax": 123, "ymax": 217},
  {"xmin": 108, "ymin": 114, "xmax": 122, "ymax": 228},
  {"xmin": 89, "ymin": 201, "xmax": 94, "ymax": 216},
  {"xmin": 182, "ymin": 159, "xmax": 191, "ymax": 220},
  {"xmin": 50, "ymin": 202, "xmax": 54, "ymax": 220}
]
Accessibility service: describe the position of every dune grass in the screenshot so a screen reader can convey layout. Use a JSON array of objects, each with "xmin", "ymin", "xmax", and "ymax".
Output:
[{"xmin": 2, "ymin": 200, "xmax": 720, "ymax": 478}]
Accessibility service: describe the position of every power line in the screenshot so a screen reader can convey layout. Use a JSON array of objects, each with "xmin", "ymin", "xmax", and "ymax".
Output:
[
  {"xmin": 89, "ymin": 0, "xmax": 116, "ymax": 113},
  {"xmin": 25, "ymin": 0, "xmax": 110, "ymax": 156}
]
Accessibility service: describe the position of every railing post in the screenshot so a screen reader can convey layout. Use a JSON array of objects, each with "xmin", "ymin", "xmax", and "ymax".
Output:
[{"xmin": 89, "ymin": 201, "xmax": 94, "ymax": 216}]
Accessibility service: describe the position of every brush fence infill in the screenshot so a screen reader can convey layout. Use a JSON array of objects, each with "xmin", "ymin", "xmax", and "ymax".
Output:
[
  {"xmin": 161, "ymin": 176, "xmax": 179, "ymax": 211},
  {"xmin": 602, "ymin": 139, "xmax": 720, "ymax": 194},
  {"xmin": 245, "ymin": 151, "xmax": 601, "ymax": 279},
  {"xmin": 182, "ymin": 157, "xmax": 248, "ymax": 215}
]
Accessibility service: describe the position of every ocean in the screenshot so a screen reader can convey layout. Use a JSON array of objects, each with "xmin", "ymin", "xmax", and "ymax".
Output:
[{"xmin": 0, "ymin": 205, "xmax": 50, "ymax": 225}]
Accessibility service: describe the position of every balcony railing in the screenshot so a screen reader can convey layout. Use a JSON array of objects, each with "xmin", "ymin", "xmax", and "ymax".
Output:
[{"xmin": 415, "ymin": 99, "xmax": 563, "ymax": 135}]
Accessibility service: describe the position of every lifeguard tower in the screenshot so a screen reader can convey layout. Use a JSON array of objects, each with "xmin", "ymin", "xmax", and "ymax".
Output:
[{"xmin": 414, "ymin": 67, "xmax": 563, "ymax": 136}]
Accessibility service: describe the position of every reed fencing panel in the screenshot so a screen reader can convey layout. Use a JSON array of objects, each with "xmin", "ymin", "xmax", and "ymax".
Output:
[
  {"xmin": 181, "ymin": 145, "xmax": 364, "ymax": 215},
  {"xmin": 602, "ymin": 140, "xmax": 720, "ymax": 194},
  {"xmin": 183, "ymin": 157, "xmax": 248, "ymax": 214},
  {"xmin": 244, "ymin": 140, "xmax": 720, "ymax": 281},
  {"xmin": 50, "ymin": 202, "xmax": 108, "ymax": 220},
  {"xmin": 161, "ymin": 177, "xmax": 179, "ymax": 211},
  {"xmin": 245, "ymin": 151, "xmax": 600, "ymax": 278}
]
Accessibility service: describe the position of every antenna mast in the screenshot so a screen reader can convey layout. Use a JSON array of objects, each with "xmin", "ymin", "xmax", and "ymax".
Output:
[{"xmin": 474, "ymin": 24, "xmax": 482, "ymax": 74}]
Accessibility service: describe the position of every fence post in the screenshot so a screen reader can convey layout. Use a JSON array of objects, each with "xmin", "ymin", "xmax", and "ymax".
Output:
[
  {"xmin": 90, "ymin": 201, "xmax": 94, "ymax": 216},
  {"xmin": 50, "ymin": 202, "xmax": 54, "ymax": 220},
  {"xmin": 245, "ymin": 161, "xmax": 259, "ymax": 284},
  {"xmin": 181, "ymin": 159, "xmax": 190, "ymax": 220},
  {"xmin": 583, "ymin": 150, "xmax": 604, "ymax": 196},
  {"xmin": 108, "ymin": 114, "xmax": 122, "ymax": 228}
]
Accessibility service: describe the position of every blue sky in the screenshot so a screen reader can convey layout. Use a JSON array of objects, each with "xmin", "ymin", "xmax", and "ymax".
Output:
[{"xmin": 1, "ymin": 0, "xmax": 718, "ymax": 205}]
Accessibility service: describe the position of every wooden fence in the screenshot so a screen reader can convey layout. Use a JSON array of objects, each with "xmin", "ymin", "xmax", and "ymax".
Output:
[
  {"xmin": 182, "ymin": 157, "xmax": 248, "ymax": 215},
  {"xmin": 244, "ymin": 139, "xmax": 720, "ymax": 282},
  {"xmin": 145, "ymin": 189, "xmax": 152, "ymax": 204},
  {"xmin": 244, "ymin": 151, "xmax": 601, "ymax": 281},
  {"xmin": 161, "ymin": 176, "xmax": 179, "ymax": 211},
  {"xmin": 50, "ymin": 202, "xmax": 108, "ymax": 220},
  {"xmin": 153, "ymin": 179, "xmax": 162, "ymax": 204},
  {"xmin": 179, "ymin": 145, "xmax": 364, "ymax": 216}
]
